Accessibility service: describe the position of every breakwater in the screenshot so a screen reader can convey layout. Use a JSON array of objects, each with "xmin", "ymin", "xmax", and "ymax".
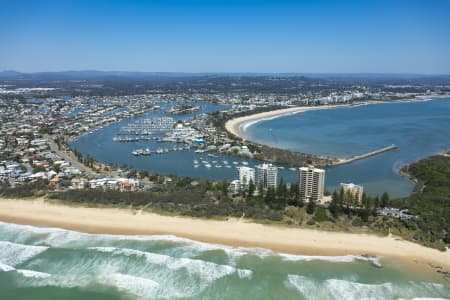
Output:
[{"xmin": 334, "ymin": 144, "xmax": 397, "ymax": 166}]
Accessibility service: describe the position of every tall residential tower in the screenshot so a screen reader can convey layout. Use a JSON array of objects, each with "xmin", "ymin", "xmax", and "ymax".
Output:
[
  {"xmin": 256, "ymin": 163, "xmax": 277, "ymax": 191},
  {"xmin": 298, "ymin": 165, "xmax": 325, "ymax": 201}
]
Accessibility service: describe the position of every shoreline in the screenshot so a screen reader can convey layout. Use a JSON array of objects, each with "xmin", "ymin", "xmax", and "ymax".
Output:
[
  {"xmin": 1, "ymin": 198, "xmax": 449, "ymax": 274},
  {"xmin": 225, "ymin": 96, "xmax": 449, "ymax": 146},
  {"xmin": 225, "ymin": 103, "xmax": 353, "ymax": 141}
]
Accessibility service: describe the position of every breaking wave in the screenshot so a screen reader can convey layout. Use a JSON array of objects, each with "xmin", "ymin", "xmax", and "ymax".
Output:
[{"xmin": 1, "ymin": 221, "xmax": 448, "ymax": 299}]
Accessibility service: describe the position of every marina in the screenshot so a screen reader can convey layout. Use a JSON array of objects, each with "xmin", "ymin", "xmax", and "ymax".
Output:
[
  {"xmin": 117, "ymin": 117, "xmax": 176, "ymax": 135},
  {"xmin": 71, "ymin": 98, "xmax": 450, "ymax": 198}
]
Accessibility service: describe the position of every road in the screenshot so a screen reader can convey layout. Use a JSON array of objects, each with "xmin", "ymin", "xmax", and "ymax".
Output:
[{"xmin": 45, "ymin": 135, "xmax": 96, "ymax": 177}]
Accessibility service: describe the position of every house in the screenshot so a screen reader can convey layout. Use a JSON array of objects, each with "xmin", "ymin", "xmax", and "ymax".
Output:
[
  {"xmin": 120, "ymin": 181, "xmax": 135, "ymax": 192},
  {"xmin": 49, "ymin": 176, "xmax": 61, "ymax": 186},
  {"xmin": 70, "ymin": 178, "xmax": 88, "ymax": 189}
]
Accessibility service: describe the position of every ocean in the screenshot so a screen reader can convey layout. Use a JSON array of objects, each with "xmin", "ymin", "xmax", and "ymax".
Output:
[
  {"xmin": 0, "ymin": 221, "xmax": 449, "ymax": 300},
  {"xmin": 71, "ymin": 98, "xmax": 450, "ymax": 199}
]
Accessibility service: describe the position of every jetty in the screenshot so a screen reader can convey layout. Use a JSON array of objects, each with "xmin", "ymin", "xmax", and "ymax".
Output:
[
  {"xmin": 334, "ymin": 144, "xmax": 397, "ymax": 165},
  {"xmin": 117, "ymin": 117, "xmax": 175, "ymax": 136}
]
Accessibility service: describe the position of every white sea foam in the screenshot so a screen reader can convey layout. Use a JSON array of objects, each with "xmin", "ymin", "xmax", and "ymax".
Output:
[
  {"xmin": 16, "ymin": 269, "xmax": 51, "ymax": 279},
  {"xmin": 286, "ymin": 274, "xmax": 448, "ymax": 300},
  {"xmin": 0, "ymin": 261, "xmax": 15, "ymax": 272},
  {"xmin": 100, "ymin": 273, "xmax": 161, "ymax": 298},
  {"xmin": 0, "ymin": 221, "xmax": 384, "ymax": 268},
  {"xmin": 280, "ymin": 253, "xmax": 357, "ymax": 263},
  {"xmin": 0, "ymin": 241, "xmax": 48, "ymax": 267},
  {"xmin": 279, "ymin": 253, "xmax": 382, "ymax": 268},
  {"xmin": 0, "ymin": 260, "xmax": 51, "ymax": 279},
  {"xmin": 90, "ymin": 246, "xmax": 238, "ymax": 283},
  {"xmin": 237, "ymin": 269, "xmax": 253, "ymax": 279}
]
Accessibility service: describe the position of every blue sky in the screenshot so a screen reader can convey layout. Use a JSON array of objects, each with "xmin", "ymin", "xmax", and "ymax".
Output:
[{"xmin": 1, "ymin": 0, "xmax": 449, "ymax": 73}]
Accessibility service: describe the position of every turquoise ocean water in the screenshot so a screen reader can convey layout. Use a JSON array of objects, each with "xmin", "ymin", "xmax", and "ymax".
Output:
[{"xmin": 1, "ymin": 221, "xmax": 449, "ymax": 299}]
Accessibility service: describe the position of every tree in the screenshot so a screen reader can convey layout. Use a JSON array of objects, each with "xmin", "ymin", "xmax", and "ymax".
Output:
[
  {"xmin": 339, "ymin": 186, "xmax": 345, "ymax": 211},
  {"xmin": 381, "ymin": 192, "xmax": 390, "ymax": 207},
  {"xmin": 329, "ymin": 190, "xmax": 340, "ymax": 218},
  {"xmin": 265, "ymin": 187, "xmax": 276, "ymax": 205},
  {"xmin": 306, "ymin": 199, "xmax": 316, "ymax": 215},
  {"xmin": 248, "ymin": 179, "xmax": 255, "ymax": 197},
  {"xmin": 127, "ymin": 169, "xmax": 137, "ymax": 178},
  {"xmin": 275, "ymin": 177, "xmax": 288, "ymax": 208},
  {"xmin": 221, "ymin": 180, "xmax": 229, "ymax": 196},
  {"xmin": 258, "ymin": 182, "xmax": 264, "ymax": 197},
  {"xmin": 53, "ymin": 164, "xmax": 61, "ymax": 173}
]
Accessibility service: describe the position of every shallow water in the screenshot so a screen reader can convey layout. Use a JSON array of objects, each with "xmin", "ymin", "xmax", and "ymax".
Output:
[{"xmin": 0, "ymin": 221, "xmax": 448, "ymax": 300}]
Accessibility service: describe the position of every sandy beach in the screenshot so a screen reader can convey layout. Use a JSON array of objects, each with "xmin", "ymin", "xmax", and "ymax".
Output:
[
  {"xmin": 224, "ymin": 96, "xmax": 450, "ymax": 141},
  {"xmin": 225, "ymin": 105, "xmax": 348, "ymax": 140},
  {"xmin": 1, "ymin": 198, "xmax": 449, "ymax": 272}
]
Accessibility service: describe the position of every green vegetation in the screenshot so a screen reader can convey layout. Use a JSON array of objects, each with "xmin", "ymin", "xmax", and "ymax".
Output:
[
  {"xmin": 395, "ymin": 155, "xmax": 450, "ymax": 249},
  {"xmin": 1, "ymin": 154, "xmax": 448, "ymax": 250},
  {"xmin": 0, "ymin": 180, "xmax": 49, "ymax": 198}
]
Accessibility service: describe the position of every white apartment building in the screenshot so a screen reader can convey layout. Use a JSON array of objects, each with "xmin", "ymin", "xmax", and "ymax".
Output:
[
  {"xmin": 256, "ymin": 163, "xmax": 277, "ymax": 191},
  {"xmin": 236, "ymin": 166, "xmax": 255, "ymax": 189},
  {"xmin": 298, "ymin": 165, "xmax": 325, "ymax": 201}
]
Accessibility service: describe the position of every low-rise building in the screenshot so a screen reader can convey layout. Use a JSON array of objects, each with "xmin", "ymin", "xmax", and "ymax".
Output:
[{"xmin": 340, "ymin": 182, "xmax": 364, "ymax": 205}]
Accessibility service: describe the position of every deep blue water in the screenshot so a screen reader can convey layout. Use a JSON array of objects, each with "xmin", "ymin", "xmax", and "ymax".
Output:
[
  {"xmin": 71, "ymin": 98, "xmax": 450, "ymax": 198},
  {"xmin": 245, "ymin": 98, "xmax": 450, "ymax": 198}
]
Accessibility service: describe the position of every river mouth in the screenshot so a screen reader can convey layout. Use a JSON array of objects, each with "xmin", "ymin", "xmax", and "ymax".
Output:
[
  {"xmin": 71, "ymin": 98, "xmax": 450, "ymax": 198},
  {"xmin": 241, "ymin": 98, "xmax": 450, "ymax": 197}
]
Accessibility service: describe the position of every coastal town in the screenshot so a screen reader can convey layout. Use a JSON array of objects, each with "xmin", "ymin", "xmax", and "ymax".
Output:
[
  {"xmin": 1, "ymin": 77, "xmax": 447, "ymax": 215},
  {"xmin": 0, "ymin": 75, "xmax": 448, "ymax": 257},
  {"xmin": 2, "ymin": 1, "xmax": 450, "ymax": 299}
]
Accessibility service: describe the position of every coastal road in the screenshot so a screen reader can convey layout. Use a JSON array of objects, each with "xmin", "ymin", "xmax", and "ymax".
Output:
[{"xmin": 45, "ymin": 135, "xmax": 96, "ymax": 177}]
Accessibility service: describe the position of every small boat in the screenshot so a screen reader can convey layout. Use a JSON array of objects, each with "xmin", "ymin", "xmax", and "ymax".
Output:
[
  {"xmin": 232, "ymin": 161, "xmax": 239, "ymax": 165},
  {"xmin": 205, "ymin": 164, "xmax": 212, "ymax": 168},
  {"xmin": 132, "ymin": 149, "xmax": 144, "ymax": 156},
  {"xmin": 242, "ymin": 161, "xmax": 248, "ymax": 165},
  {"xmin": 289, "ymin": 167, "xmax": 296, "ymax": 171},
  {"xmin": 193, "ymin": 164, "xmax": 200, "ymax": 168},
  {"xmin": 193, "ymin": 160, "xmax": 199, "ymax": 164},
  {"xmin": 215, "ymin": 165, "xmax": 222, "ymax": 168},
  {"xmin": 225, "ymin": 165, "xmax": 232, "ymax": 168}
]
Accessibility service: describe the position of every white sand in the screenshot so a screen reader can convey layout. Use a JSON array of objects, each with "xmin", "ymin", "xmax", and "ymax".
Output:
[{"xmin": 0, "ymin": 198, "xmax": 449, "ymax": 272}]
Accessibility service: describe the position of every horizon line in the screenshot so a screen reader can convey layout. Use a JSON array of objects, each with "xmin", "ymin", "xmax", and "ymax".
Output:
[{"xmin": 2, "ymin": 70, "xmax": 450, "ymax": 76}]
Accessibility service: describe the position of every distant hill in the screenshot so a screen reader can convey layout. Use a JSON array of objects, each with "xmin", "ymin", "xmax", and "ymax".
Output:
[{"xmin": 1, "ymin": 70, "xmax": 449, "ymax": 81}]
